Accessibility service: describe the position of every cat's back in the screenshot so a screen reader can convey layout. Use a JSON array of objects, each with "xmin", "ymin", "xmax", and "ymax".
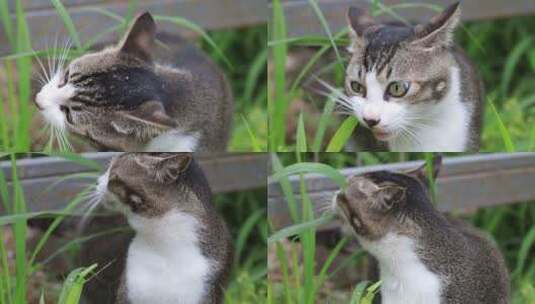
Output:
[
  {"xmin": 432, "ymin": 216, "xmax": 510, "ymax": 304},
  {"xmin": 153, "ymin": 32, "xmax": 234, "ymax": 151}
]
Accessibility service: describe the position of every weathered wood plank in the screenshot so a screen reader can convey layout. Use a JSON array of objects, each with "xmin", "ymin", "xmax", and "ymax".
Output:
[
  {"xmin": 0, "ymin": 0, "xmax": 267, "ymax": 55},
  {"xmin": 268, "ymin": 153, "xmax": 535, "ymax": 230},
  {"xmin": 0, "ymin": 152, "xmax": 267, "ymax": 213},
  {"xmin": 274, "ymin": 0, "xmax": 535, "ymax": 38}
]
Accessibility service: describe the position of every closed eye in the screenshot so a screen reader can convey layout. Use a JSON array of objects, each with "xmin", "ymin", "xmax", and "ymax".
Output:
[
  {"xmin": 58, "ymin": 68, "xmax": 70, "ymax": 88},
  {"xmin": 59, "ymin": 105, "xmax": 73, "ymax": 124}
]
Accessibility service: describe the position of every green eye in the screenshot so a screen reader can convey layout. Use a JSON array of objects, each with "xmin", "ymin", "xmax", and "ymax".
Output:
[
  {"xmin": 349, "ymin": 81, "xmax": 366, "ymax": 96},
  {"xmin": 387, "ymin": 81, "xmax": 410, "ymax": 98}
]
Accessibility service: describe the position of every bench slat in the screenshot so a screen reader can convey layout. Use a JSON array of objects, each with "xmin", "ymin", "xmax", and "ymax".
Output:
[
  {"xmin": 0, "ymin": 0, "xmax": 267, "ymax": 55},
  {"xmin": 274, "ymin": 0, "xmax": 535, "ymax": 37}
]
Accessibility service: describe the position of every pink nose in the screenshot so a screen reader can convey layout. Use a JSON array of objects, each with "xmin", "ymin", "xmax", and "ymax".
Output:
[{"xmin": 363, "ymin": 118, "xmax": 380, "ymax": 128}]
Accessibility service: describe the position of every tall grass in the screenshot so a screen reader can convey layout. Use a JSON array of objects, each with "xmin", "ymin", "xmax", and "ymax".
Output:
[
  {"xmin": 268, "ymin": 152, "xmax": 535, "ymax": 303},
  {"xmin": 268, "ymin": 0, "xmax": 535, "ymax": 152},
  {"xmin": 0, "ymin": 153, "xmax": 102, "ymax": 304}
]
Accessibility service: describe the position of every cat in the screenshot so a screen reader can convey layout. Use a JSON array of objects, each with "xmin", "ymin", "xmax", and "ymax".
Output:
[
  {"xmin": 339, "ymin": 2, "xmax": 483, "ymax": 151},
  {"xmin": 332, "ymin": 156, "xmax": 510, "ymax": 304},
  {"xmin": 34, "ymin": 12, "xmax": 233, "ymax": 152},
  {"xmin": 81, "ymin": 153, "xmax": 233, "ymax": 304}
]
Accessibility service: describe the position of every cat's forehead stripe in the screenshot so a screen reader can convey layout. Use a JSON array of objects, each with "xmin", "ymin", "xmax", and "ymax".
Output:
[
  {"xmin": 362, "ymin": 25, "xmax": 412, "ymax": 74},
  {"xmin": 71, "ymin": 66, "xmax": 168, "ymax": 109}
]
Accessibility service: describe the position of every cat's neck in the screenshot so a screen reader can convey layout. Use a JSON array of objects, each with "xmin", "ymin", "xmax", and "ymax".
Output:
[
  {"xmin": 126, "ymin": 211, "xmax": 212, "ymax": 304},
  {"xmin": 358, "ymin": 233, "xmax": 442, "ymax": 304},
  {"xmin": 388, "ymin": 67, "xmax": 472, "ymax": 152}
]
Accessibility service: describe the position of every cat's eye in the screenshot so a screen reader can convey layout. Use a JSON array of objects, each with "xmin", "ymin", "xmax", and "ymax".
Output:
[
  {"xmin": 128, "ymin": 194, "xmax": 143, "ymax": 211},
  {"xmin": 349, "ymin": 81, "xmax": 366, "ymax": 96},
  {"xmin": 382, "ymin": 187, "xmax": 405, "ymax": 209},
  {"xmin": 63, "ymin": 69, "xmax": 70, "ymax": 83},
  {"xmin": 60, "ymin": 105, "xmax": 73, "ymax": 124},
  {"xmin": 58, "ymin": 69, "xmax": 70, "ymax": 88},
  {"xmin": 386, "ymin": 81, "xmax": 410, "ymax": 98}
]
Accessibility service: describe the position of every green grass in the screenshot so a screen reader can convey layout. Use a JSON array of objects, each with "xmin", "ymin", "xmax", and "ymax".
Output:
[
  {"xmin": 0, "ymin": 2, "xmax": 266, "ymax": 152},
  {"xmin": 268, "ymin": 1, "xmax": 535, "ymax": 152},
  {"xmin": 0, "ymin": 154, "xmax": 267, "ymax": 303},
  {"xmin": 269, "ymin": 152, "xmax": 535, "ymax": 303}
]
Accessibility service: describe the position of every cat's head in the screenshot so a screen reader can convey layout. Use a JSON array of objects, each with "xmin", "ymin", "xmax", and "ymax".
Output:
[
  {"xmin": 344, "ymin": 3, "xmax": 460, "ymax": 142},
  {"xmin": 333, "ymin": 155, "xmax": 442, "ymax": 241},
  {"xmin": 97, "ymin": 153, "xmax": 211, "ymax": 219},
  {"xmin": 35, "ymin": 12, "xmax": 178, "ymax": 150}
]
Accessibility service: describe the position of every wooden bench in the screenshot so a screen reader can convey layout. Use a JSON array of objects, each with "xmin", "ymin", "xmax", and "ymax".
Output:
[
  {"xmin": 0, "ymin": 0, "xmax": 267, "ymax": 56},
  {"xmin": 272, "ymin": 0, "xmax": 535, "ymax": 37},
  {"xmin": 269, "ymin": 153, "xmax": 535, "ymax": 231},
  {"xmin": 0, "ymin": 152, "xmax": 267, "ymax": 213}
]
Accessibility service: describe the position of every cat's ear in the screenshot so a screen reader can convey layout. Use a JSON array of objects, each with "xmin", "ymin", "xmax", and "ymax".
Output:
[
  {"xmin": 114, "ymin": 100, "xmax": 177, "ymax": 133},
  {"xmin": 119, "ymin": 11, "xmax": 156, "ymax": 62},
  {"xmin": 346, "ymin": 7, "xmax": 375, "ymax": 52},
  {"xmin": 380, "ymin": 185, "xmax": 406, "ymax": 210},
  {"xmin": 135, "ymin": 153, "xmax": 192, "ymax": 183},
  {"xmin": 405, "ymin": 154, "xmax": 443, "ymax": 187},
  {"xmin": 409, "ymin": 2, "xmax": 460, "ymax": 49}
]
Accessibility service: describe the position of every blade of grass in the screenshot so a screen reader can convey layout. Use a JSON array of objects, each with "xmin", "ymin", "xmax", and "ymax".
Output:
[
  {"xmin": 58, "ymin": 264, "xmax": 98, "ymax": 304},
  {"xmin": 501, "ymin": 36, "xmax": 532, "ymax": 98},
  {"xmin": 296, "ymin": 113, "xmax": 307, "ymax": 152},
  {"xmin": 307, "ymin": 0, "xmax": 342, "ymax": 68},
  {"xmin": 271, "ymin": 154, "xmax": 299, "ymax": 223},
  {"xmin": 275, "ymin": 242, "xmax": 293, "ymax": 304},
  {"xmin": 311, "ymin": 95, "xmax": 336, "ymax": 151},
  {"xmin": 240, "ymin": 115, "xmax": 262, "ymax": 152},
  {"xmin": 350, "ymin": 281, "xmax": 370, "ymax": 304},
  {"xmin": 0, "ymin": 226, "xmax": 13, "ymax": 304},
  {"xmin": 288, "ymin": 29, "xmax": 347, "ymax": 94},
  {"xmin": 0, "ymin": 86, "xmax": 9, "ymax": 149},
  {"xmin": 269, "ymin": 162, "xmax": 347, "ymax": 188},
  {"xmin": 326, "ymin": 116, "xmax": 358, "ymax": 152},
  {"xmin": 51, "ymin": 0, "xmax": 82, "ymax": 50},
  {"xmin": 268, "ymin": 213, "xmax": 335, "ymax": 244},
  {"xmin": 0, "ymin": 0, "xmax": 14, "ymax": 47},
  {"xmin": 14, "ymin": 0, "xmax": 33, "ymax": 151},
  {"xmin": 361, "ymin": 281, "xmax": 382, "ymax": 304},
  {"xmin": 29, "ymin": 186, "xmax": 94, "ymax": 267},
  {"xmin": 234, "ymin": 209, "xmax": 265, "ymax": 265},
  {"xmin": 243, "ymin": 48, "xmax": 268, "ymax": 103},
  {"xmin": 46, "ymin": 152, "xmax": 103, "ymax": 171},
  {"xmin": 154, "ymin": 15, "xmax": 232, "ymax": 69},
  {"xmin": 300, "ymin": 174, "xmax": 316, "ymax": 304},
  {"xmin": 512, "ymin": 226, "xmax": 535, "ymax": 279},
  {"xmin": 488, "ymin": 99, "xmax": 515, "ymax": 152},
  {"xmin": 270, "ymin": 0, "xmax": 288, "ymax": 149},
  {"xmin": 11, "ymin": 154, "xmax": 27, "ymax": 304},
  {"xmin": 317, "ymin": 236, "xmax": 349, "ymax": 288}
]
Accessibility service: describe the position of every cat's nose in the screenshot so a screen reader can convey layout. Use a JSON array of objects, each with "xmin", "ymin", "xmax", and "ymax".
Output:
[{"xmin": 363, "ymin": 118, "xmax": 380, "ymax": 128}]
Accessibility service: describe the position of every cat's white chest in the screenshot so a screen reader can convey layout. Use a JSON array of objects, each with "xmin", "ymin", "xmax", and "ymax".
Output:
[
  {"xmin": 125, "ymin": 212, "xmax": 211, "ymax": 304},
  {"xmin": 359, "ymin": 233, "xmax": 442, "ymax": 304}
]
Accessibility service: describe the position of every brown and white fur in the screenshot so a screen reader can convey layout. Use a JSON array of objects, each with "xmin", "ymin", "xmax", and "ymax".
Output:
[
  {"xmin": 338, "ymin": 3, "xmax": 483, "ymax": 151},
  {"xmin": 89, "ymin": 153, "xmax": 233, "ymax": 304},
  {"xmin": 332, "ymin": 156, "xmax": 509, "ymax": 303},
  {"xmin": 34, "ymin": 12, "xmax": 233, "ymax": 152}
]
